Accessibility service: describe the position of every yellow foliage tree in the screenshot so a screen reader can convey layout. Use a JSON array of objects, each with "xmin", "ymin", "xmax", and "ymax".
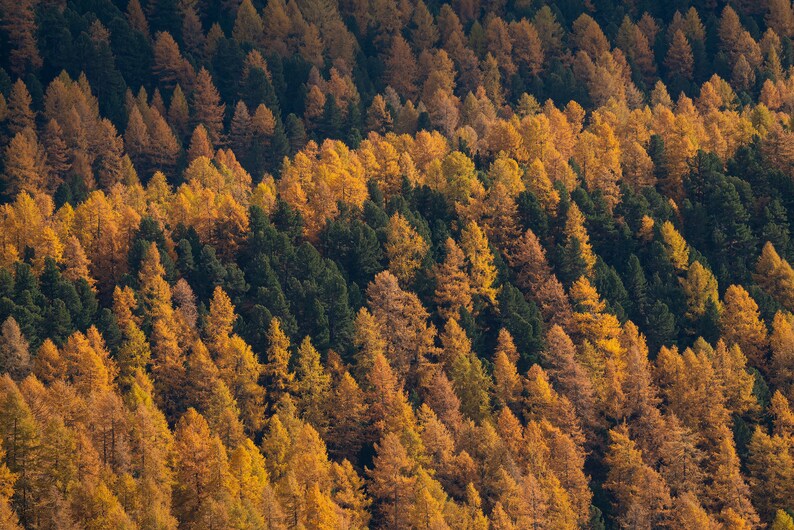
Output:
[
  {"xmin": 385, "ymin": 213, "xmax": 429, "ymax": 286},
  {"xmin": 679, "ymin": 261, "xmax": 720, "ymax": 320},
  {"xmin": 564, "ymin": 203, "xmax": 596, "ymax": 276},
  {"xmin": 660, "ymin": 221, "xmax": 690, "ymax": 271},
  {"xmin": 754, "ymin": 241, "xmax": 794, "ymax": 312},
  {"xmin": 720, "ymin": 285, "xmax": 769, "ymax": 369},
  {"xmin": 460, "ymin": 221, "xmax": 499, "ymax": 305},
  {"xmin": 433, "ymin": 238, "xmax": 473, "ymax": 321}
]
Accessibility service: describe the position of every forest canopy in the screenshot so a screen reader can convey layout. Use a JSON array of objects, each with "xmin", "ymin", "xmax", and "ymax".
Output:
[{"xmin": 1, "ymin": 0, "xmax": 794, "ymax": 528}]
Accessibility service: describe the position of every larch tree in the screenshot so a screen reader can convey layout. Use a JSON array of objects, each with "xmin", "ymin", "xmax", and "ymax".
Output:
[
  {"xmin": 192, "ymin": 68, "xmax": 226, "ymax": 146},
  {"xmin": 720, "ymin": 285, "xmax": 769, "ymax": 369},
  {"xmin": 205, "ymin": 288, "xmax": 265, "ymax": 434},
  {"xmin": 183, "ymin": 340, "xmax": 220, "ymax": 413},
  {"xmin": 152, "ymin": 32, "xmax": 194, "ymax": 91},
  {"xmin": 571, "ymin": 14, "xmax": 610, "ymax": 58},
  {"xmin": 353, "ymin": 307, "xmax": 387, "ymax": 383},
  {"xmin": 0, "ymin": 0, "xmax": 41, "ymax": 74},
  {"xmin": 563, "ymin": 203, "xmax": 596, "ymax": 278},
  {"xmin": 460, "ymin": 221, "xmax": 499, "ymax": 306},
  {"xmin": 509, "ymin": 228, "xmax": 573, "ymax": 329},
  {"xmin": 172, "ymin": 278, "xmax": 198, "ymax": 331},
  {"xmin": 410, "ymin": 1, "xmax": 438, "ymax": 50},
  {"xmin": 661, "ymin": 221, "xmax": 690, "ymax": 271},
  {"xmin": 440, "ymin": 318, "xmax": 491, "ymax": 423},
  {"xmin": 619, "ymin": 321, "xmax": 659, "ymax": 419},
  {"xmin": 147, "ymin": 110, "xmax": 181, "ymax": 177},
  {"xmin": 365, "ymin": 350, "xmax": 422, "ymax": 451},
  {"xmin": 509, "ymin": 19, "xmax": 544, "ymax": 76},
  {"xmin": 0, "ymin": 318, "xmax": 29, "ymax": 381},
  {"xmin": 33, "ymin": 340, "xmax": 66, "ymax": 385},
  {"xmin": 41, "ymin": 119, "xmax": 70, "ymax": 187},
  {"xmin": 680, "ymin": 261, "xmax": 720, "ymax": 321},
  {"xmin": 769, "ymin": 390, "xmax": 794, "ymax": 437},
  {"xmin": 125, "ymin": 105, "xmax": 151, "ymax": 173},
  {"xmin": 488, "ymin": 157, "xmax": 524, "ymax": 197},
  {"xmin": 492, "ymin": 344, "xmax": 520, "ymax": 409},
  {"xmin": 6, "ymin": 80, "xmax": 34, "ymax": 137},
  {"xmin": 771, "ymin": 312, "xmax": 794, "ymax": 400},
  {"xmin": 0, "ymin": 376, "xmax": 39, "ymax": 526},
  {"xmin": 3, "ymin": 129, "xmax": 47, "ymax": 196},
  {"xmin": 665, "ymin": 30, "xmax": 694, "ymax": 80},
  {"xmin": 61, "ymin": 329, "xmax": 115, "ymax": 395},
  {"xmin": 543, "ymin": 325, "xmax": 595, "ymax": 418},
  {"xmin": 172, "ymin": 408, "xmax": 233, "ymax": 528},
  {"xmin": 232, "ymin": 0, "xmax": 264, "ymax": 46},
  {"xmin": 568, "ymin": 276, "xmax": 624, "ymax": 396},
  {"xmin": 537, "ymin": 421, "xmax": 591, "ymax": 524},
  {"xmin": 294, "ymin": 336, "xmax": 331, "ymax": 433},
  {"xmin": 754, "ymin": 241, "xmax": 794, "ymax": 311},
  {"xmin": 708, "ymin": 427, "xmax": 760, "ymax": 528},
  {"xmin": 621, "ymin": 140, "xmax": 655, "ymax": 190},
  {"xmin": 522, "ymin": 365, "xmax": 584, "ymax": 447},
  {"xmin": 385, "ymin": 35, "xmax": 419, "ymax": 100},
  {"xmin": 573, "ymin": 115, "xmax": 622, "ymax": 210},
  {"xmin": 263, "ymin": 318, "xmax": 294, "ymax": 406},
  {"xmin": 168, "ymin": 85, "xmax": 190, "ymax": 140},
  {"xmin": 141, "ymin": 246, "xmax": 187, "ymax": 418},
  {"xmin": 711, "ymin": 340, "xmax": 757, "ymax": 416},
  {"xmin": 771, "ymin": 510, "xmax": 794, "ymax": 530},
  {"xmin": 303, "ymin": 482, "xmax": 341, "ymax": 529},
  {"xmin": 116, "ymin": 321, "xmax": 151, "ymax": 391},
  {"xmin": 533, "ymin": 6, "xmax": 564, "ymax": 59},
  {"xmin": 604, "ymin": 426, "xmax": 672, "ymax": 529},
  {"xmin": 138, "ymin": 243, "xmax": 173, "ymax": 322},
  {"xmin": 385, "ymin": 213, "xmax": 429, "ymax": 286},
  {"xmin": 746, "ymin": 426, "xmax": 794, "ymax": 520},
  {"xmin": 204, "ymin": 286, "xmax": 236, "ymax": 354},
  {"xmin": 417, "ymin": 402, "xmax": 469, "ymax": 495},
  {"xmin": 365, "ymin": 95, "xmax": 393, "ymax": 135},
  {"xmin": 187, "ymin": 124, "xmax": 214, "ymax": 163},
  {"xmin": 524, "ymin": 158, "xmax": 560, "ymax": 214},
  {"xmin": 767, "ymin": 0, "xmax": 794, "ymax": 38},
  {"xmin": 325, "ymin": 371, "xmax": 367, "ymax": 463},
  {"xmin": 670, "ymin": 492, "xmax": 716, "ymax": 529},
  {"xmin": 438, "ymin": 151, "xmax": 479, "ymax": 203},
  {"xmin": 0, "ymin": 439, "xmax": 21, "ymax": 530},
  {"xmin": 485, "ymin": 17, "xmax": 516, "ymax": 79},
  {"xmin": 433, "ymin": 237, "xmax": 473, "ymax": 321},
  {"xmin": 367, "ymin": 432, "xmax": 417, "ymax": 530},
  {"xmin": 125, "ymin": 0, "xmax": 148, "ymax": 36},
  {"xmin": 229, "ymin": 101, "xmax": 253, "ymax": 160},
  {"xmin": 616, "ymin": 17, "xmax": 656, "ymax": 82}
]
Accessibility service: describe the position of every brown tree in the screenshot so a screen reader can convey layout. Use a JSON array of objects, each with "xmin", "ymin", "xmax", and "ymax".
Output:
[
  {"xmin": 509, "ymin": 229, "xmax": 572, "ymax": 329},
  {"xmin": 385, "ymin": 35, "xmax": 419, "ymax": 100},
  {"xmin": 0, "ymin": 0, "xmax": 42, "ymax": 74},
  {"xmin": 5, "ymin": 80, "xmax": 34, "ymax": 136},
  {"xmin": 3, "ymin": 129, "xmax": 47, "ymax": 196},
  {"xmin": 665, "ymin": 30, "xmax": 694, "ymax": 80},
  {"xmin": 191, "ymin": 68, "xmax": 226, "ymax": 145},
  {"xmin": 433, "ymin": 237, "xmax": 473, "ymax": 321}
]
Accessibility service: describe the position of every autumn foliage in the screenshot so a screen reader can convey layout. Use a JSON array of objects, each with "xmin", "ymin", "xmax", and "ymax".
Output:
[{"xmin": 1, "ymin": 0, "xmax": 794, "ymax": 528}]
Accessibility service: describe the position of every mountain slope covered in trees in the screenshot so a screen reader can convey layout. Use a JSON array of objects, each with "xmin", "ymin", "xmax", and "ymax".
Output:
[{"xmin": 2, "ymin": 0, "xmax": 794, "ymax": 528}]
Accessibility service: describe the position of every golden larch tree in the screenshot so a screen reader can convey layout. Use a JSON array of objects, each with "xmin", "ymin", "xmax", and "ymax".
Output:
[
  {"xmin": 433, "ymin": 237, "xmax": 473, "ymax": 321},
  {"xmin": 385, "ymin": 213, "xmax": 429, "ymax": 286},
  {"xmin": 720, "ymin": 284, "xmax": 769, "ymax": 369}
]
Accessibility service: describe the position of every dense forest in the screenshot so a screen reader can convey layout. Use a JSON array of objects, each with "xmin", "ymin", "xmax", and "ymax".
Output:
[{"xmin": 4, "ymin": 0, "xmax": 794, "ymax": 527}]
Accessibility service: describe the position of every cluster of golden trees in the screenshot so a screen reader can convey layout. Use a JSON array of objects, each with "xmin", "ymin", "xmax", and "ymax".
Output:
[
  {"xmin": 3, "ymin": 0, "xmax": 794, "ymax": 527},
  {"xmin": 3, "ymin": 224, "xmax": 794, "ymax": 528}
]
